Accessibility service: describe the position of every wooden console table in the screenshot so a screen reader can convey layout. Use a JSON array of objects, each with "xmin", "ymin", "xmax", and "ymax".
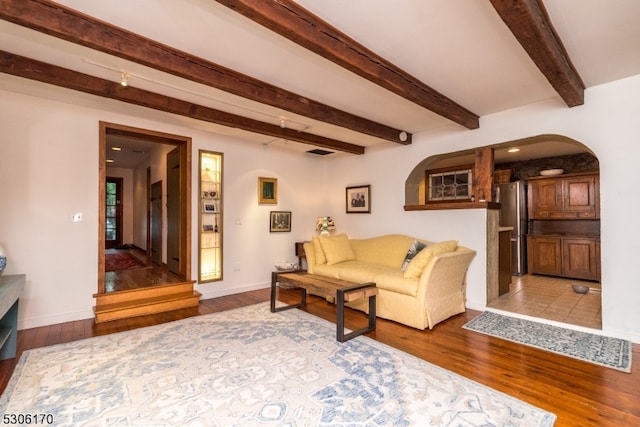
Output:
[
  {"xmin": 271, "ymin": 271, "xmax": 377, "ymax": 342},
  {"xmin": 0, "ymin": 274, "xmax": 25, "ymax": 360}
]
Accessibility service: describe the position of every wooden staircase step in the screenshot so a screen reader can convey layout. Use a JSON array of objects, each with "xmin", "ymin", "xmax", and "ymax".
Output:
[
  {"xmin": 93, "ymin": 282, "xmax": 201, "ymax": 323},
  {"xmin": 93, "ymin": 281, "xmax": 196, "ymax": 305}
]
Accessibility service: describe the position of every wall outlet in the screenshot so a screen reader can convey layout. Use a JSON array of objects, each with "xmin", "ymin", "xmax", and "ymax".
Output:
[{"xmin": 72, "ymin": 212, "xmax": 83, "ymax": 222}]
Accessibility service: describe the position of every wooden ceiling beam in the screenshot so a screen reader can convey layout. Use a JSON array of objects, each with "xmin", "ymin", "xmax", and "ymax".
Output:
[
  {"xmin": 0, "ymin": 0, "xmax": 407, "ymax": 145},
  {"xmin": 215, "ymin": 0, "xmax": 479, "ymax": 130},
  {"xmin": 490, "ymin": 0, "xmax": 585, "ymax": 107},
  {"xmin": 0, "ymin": 51, "xmax": 365, "ymax": 155}
]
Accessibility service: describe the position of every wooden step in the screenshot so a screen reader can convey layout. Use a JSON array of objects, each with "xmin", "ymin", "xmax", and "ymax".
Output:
[
  {"xmin": 93, "ymin": 281, "xmax": 196, "ymax": 305},
  {"xmin": 93, "ymin": 282, "xmax": 200, "ymax": 323}
]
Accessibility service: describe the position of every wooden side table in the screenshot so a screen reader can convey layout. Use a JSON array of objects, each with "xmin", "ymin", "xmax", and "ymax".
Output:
[{"xmin": 295, "ymin": 241, "xmax": 308, "ymax": 270}]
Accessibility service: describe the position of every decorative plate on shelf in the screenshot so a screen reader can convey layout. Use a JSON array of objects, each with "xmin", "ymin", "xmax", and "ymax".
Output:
[{"xmin": 540, "ymin": 169, "xmax": 564, "ymax": 176}]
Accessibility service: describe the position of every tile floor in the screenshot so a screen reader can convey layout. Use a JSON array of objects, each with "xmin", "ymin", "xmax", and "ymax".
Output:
[{"xmin": 488, "ymin": 274, "xmax": 602, "ymax": 329}]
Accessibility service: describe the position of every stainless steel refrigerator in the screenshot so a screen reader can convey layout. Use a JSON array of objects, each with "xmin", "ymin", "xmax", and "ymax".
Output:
[{"xmin": 496, "ymin": 181, "xmax": 527, "ymax": 275}]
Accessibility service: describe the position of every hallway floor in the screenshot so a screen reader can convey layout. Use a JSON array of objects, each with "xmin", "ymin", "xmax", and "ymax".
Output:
[
  {"xmin": 488, "ymin": 274, "xmax": 602, "ymax": 330},
  {"xmin": 104, "ymin": 248, "xmax": 184, "ymax": 293}
]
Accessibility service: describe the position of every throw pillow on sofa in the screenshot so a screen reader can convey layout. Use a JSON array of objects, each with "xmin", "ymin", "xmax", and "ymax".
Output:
[
  {"xmin": 401, "ymin": 239, "xmax": 429, "ymax": 271},
  {"xmin": 403, "ymin": 240, "xmax": 458, "ymax": 279},
  {"xmin": 312, "ymin": 236, "xmax": 327, "ymax": 265},
  {"xmin": 319, "ymin": 233, "xmax": 356, "ymax": 265}
]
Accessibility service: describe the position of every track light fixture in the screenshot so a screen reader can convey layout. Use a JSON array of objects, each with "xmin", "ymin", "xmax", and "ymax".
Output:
[{"xmin": 120, "ymin": 72, "xmax": 129, "ymax": 87}]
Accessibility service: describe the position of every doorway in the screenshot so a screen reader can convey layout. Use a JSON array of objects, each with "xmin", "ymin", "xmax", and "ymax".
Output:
[
  {"xmin": 98, "ymin": 122, "xmax": 192, "ymax": 295},
  {"xmin": 105, "ymin": 177, "xmax": 123, "ymax": 249},
  {"xmin": 403, "ymin": 135, "xmax": 601, "ymax": 329}
]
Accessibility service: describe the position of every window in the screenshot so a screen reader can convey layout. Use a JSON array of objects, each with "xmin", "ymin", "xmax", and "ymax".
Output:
[{"xmin": 426, "ymin": 166, "xmax": 473, "ymax": 203}]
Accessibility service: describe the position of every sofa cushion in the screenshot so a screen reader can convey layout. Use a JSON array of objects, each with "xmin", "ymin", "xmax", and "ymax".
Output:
[
  {"xmin": 329, "ymin": 261, "xmax": 389, "ymax": 283},
  {"xmin": 401, "ymin": 239, "xmax": 429, "ymax": 271},
  {"xmin": 349, "ymin": 234, "xmax": 415, "ymax": 268},
  {"xmin": 312, "ymin": 236, "xmax": 327, "ymax": 265},
  {"xmin": 319, "ymin": 233, "xmax": 356, "ymax": 265},
  {"xmin": 404, "ymin": 240, "xmax": 459, "ymax": 279},
  {"xmin": 372, "ymin": 270, "xmax": 419, "ymax": 296}
]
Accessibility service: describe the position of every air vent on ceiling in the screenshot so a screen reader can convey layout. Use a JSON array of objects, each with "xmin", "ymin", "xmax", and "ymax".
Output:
[{"xmin": 306, "ymin": 148, "xmax": 334, "ymax": 156}]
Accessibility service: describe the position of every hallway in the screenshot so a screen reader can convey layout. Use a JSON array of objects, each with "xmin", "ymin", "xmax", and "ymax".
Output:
[{"xmin": 488, "ymin": 274, "xmax": 601, "ymax": 329}]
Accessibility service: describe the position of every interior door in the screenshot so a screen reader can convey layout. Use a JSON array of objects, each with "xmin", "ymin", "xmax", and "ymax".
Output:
[
  {"xmin": 150, "ymin": 180, "xmax": 162, "ymax": 266},
  {"xmin": 105, "ymin": 177, "xmax": 123, "ymax": 249},
  {"xmin": 166, "ymin": 147, "xmax": 181, "ymax": 274}
]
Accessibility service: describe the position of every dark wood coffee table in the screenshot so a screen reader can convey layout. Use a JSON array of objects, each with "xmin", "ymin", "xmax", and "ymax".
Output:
[{"xmin": 270, "ymin": 271, "xmax": 377, "ymax": 342}]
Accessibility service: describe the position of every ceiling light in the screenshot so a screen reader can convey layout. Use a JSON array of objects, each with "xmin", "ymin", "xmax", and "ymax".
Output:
[
  {"xmin": 120, "ymin": 73, "xmax": 128, "ymax": 87},
  {"xmin": 399, "ymin": 131, "xmax": 408, "ymax": 142},
  {"xmin": 280, "ymin": 119, "xmax": 286, "ymax": 129},
  {"xmin": 106, "ymin": 159, "xmax": 114, "ymax": 163},
  {"xmin": 508, "ymin": 148, "xmax": 520, "ymax": 153},
  {"xmin": 111, "ymin": 146, "xmax": 122, "ymax": 151}
]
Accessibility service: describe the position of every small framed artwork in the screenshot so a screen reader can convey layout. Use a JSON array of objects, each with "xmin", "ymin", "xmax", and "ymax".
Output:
[
  {"xmin": 202, "ymin": 224, "xmax": 214, "ymax": 232},
  {"xmin": 270, "ymin": 211, "xmax": 291, "ymax": 232},
  {"xmin": 346, "ymin": 185, "xmax": 371, "ymax": 213},
  {"xmin": 203, "ymin": 203, "xmax": 216, "ymax": 213},
  {"xmin": 258, "ymin": 177, "xmax": 278, "ymax": 204}
]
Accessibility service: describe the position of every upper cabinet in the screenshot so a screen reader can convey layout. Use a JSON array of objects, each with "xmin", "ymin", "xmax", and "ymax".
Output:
[{"xmin": 527, "ymin": 173, "xmax": 599, "ymax": 219}]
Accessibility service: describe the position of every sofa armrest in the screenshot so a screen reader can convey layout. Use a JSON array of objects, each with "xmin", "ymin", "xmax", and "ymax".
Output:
[
  {"xmin": 303, "ymin": 242, "xmax": 316, "ymax": 273},
  {"xmin": 418, "ymin": 247, "xmax": 476, "ymax": 329}
]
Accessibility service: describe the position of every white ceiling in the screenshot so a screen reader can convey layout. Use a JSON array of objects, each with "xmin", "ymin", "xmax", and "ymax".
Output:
[{"xmin": 2, "ymin": 0, "xmax": 640, "ymax": 160}]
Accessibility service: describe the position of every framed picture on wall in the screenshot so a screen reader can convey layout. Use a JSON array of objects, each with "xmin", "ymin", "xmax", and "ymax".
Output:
[
  {"xmin": 346, "ymin": 185, "xmax": 371, "ymax": 213},
  {"xmin": 270, "ymin": 211, "xmax": 291, "ymax": 232},
  {"xmin": 258, "ymin": 177, "xmax": 278, "ymax": 204}
]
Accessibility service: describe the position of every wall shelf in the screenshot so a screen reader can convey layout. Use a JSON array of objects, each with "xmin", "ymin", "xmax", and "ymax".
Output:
[
  {"xmin": 198, "ymin": 150, "xmax": 223, "ymax": 283},
  {"xmin": 404, "ymin": 201, "xmax": 499, "ymax": 211}
]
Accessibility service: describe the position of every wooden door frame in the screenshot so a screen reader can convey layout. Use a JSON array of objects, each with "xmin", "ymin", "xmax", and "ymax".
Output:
[{"xmin": 98, "ymin": 121, "xmax": 192, "ymax": 294}]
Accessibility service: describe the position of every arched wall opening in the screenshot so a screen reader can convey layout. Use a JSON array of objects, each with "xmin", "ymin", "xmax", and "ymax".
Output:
[
  {"xmin": 405, "ymin": 134, "xmax": 598, "ymax": 206},
  {"xmin": 404, "ymin": 134, "xmax": 601, "ymax": 328}
]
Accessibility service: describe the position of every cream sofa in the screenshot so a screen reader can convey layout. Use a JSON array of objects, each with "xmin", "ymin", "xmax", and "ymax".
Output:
[{"xmin": 303, "ymin": 234, "xmax": 476, "ymax": 330}]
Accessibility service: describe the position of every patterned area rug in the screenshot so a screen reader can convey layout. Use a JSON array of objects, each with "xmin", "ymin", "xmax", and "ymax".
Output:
[
  {"xmin": 464, "ymin": 311, "xmax": 632, "ymax": 373},
  {"xmin": 0, "ymin": 304, "xmax": 556, "ymax": 426},
  {"xmin": 105, "ymin": 251, "xmax": 146, "ymax": 271}
]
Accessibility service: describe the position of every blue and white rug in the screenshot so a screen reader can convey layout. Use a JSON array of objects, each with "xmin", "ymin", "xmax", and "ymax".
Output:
[
  {"xmin": 0, "ymin": 303, "xmax": 556, "ymax": 426},
  {"xmin": 464, "ymin": 311, "xmax": 632, "ymax": 373}
]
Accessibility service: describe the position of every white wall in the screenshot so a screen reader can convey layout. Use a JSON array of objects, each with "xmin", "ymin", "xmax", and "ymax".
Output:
[
  {"xmin": 2, "ymin": 74, "xmax": 640, "ymax": 342},
  {"xmin": 0, "ymin": 88, "xmax": 327, "ymax": 329},
  {"xmin": 132, "ymin": 163, "xmax": 148, "ymax": 250}
]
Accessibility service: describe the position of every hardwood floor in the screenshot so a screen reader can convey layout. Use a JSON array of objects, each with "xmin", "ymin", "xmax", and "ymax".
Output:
[
  {"xmin": 104, "ymin": 248, "xmax": 184, "ymax": 292},
  {"xmin": 1, "ymin": 288, "xmax": 638, "ymax": 426}
]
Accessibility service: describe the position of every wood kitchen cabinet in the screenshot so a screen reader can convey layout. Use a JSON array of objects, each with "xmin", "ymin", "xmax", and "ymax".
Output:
[
  {"xmin": 527, "ymin": 235, "xmax": 600, "ymax": 281},
  {"xmin": 527, "ymin": 236, "xmax": 562, "ymax": 277},
  {"xmin": 562, "ymin": 238, "xmax": 600, "ymax": 280},
  {"xmin": 528, "ymin": 173, "xmax": 599, "ymax": 219}
]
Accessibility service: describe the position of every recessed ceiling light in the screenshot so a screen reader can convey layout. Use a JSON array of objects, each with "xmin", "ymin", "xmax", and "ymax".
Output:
[
  {"xmin": 111, "ymin": 146, "xmax": 122, "ymax": 151},
  {"xmin": 507, "ymin": 148, "xmax": 520, "ymax": 153},
  {"xmin": 106, "ymin": 159, "xmax": 114, "ymax": 163}
]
